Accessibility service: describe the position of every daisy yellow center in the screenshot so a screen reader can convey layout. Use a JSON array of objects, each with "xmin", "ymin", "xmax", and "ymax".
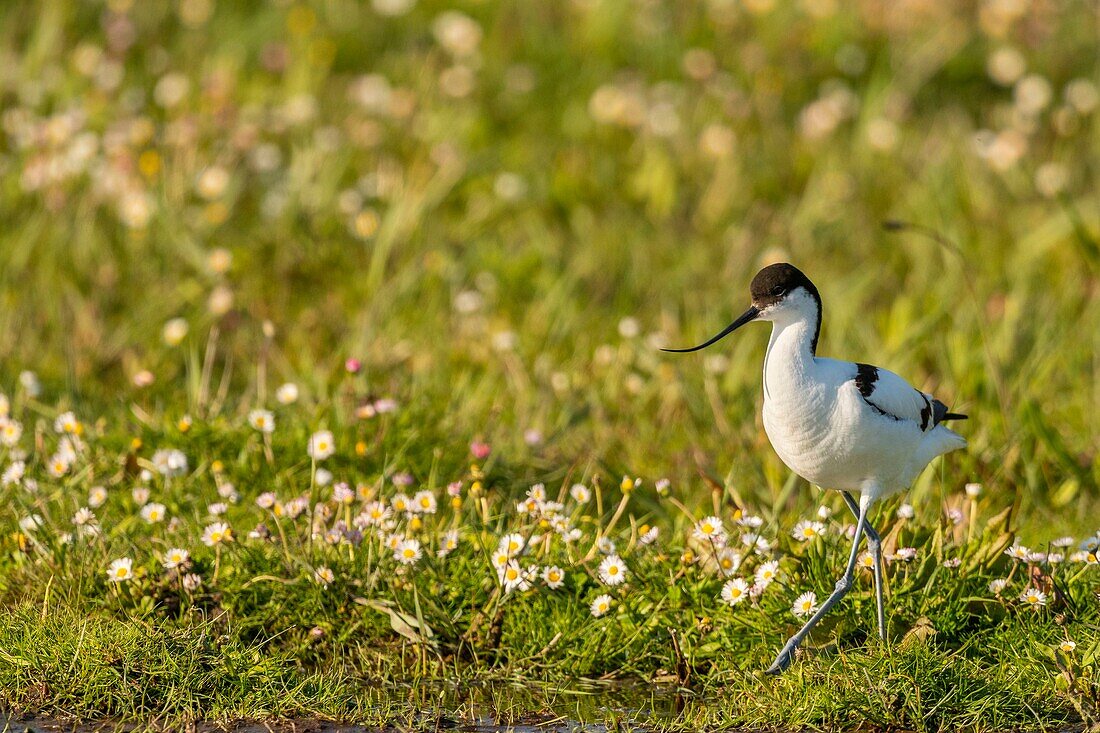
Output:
[
  {"xmin": 116, "ymin": 568, "xmax": 128, "ymax": 577},
  {"xmin": 608, "ymin": 566, "xmax": 619, "ymax": 575},
  {"xmin": 210, "ymin": 531, "xmax": 222, "ymax": 542},
  {"xmin": 549, "ymin": 571, "xmax": 560, "ymax": 581},
  {"xmin": 403, "ymin": 548, "xmax": 415, "ymax": 558},
  {"xmin": 730, "ymin": 588, "xmax": 742, "ymax": 598},
  {"xmin": 701, "ymin": 523, "xmax": 714, "ymax": 534},
  {"xmin": 505, "ymin": 568, "xmax": 519, "ymax": 580}
]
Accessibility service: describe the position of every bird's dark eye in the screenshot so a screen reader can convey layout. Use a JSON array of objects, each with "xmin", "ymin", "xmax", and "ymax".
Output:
[{"xmin": 770, "ymin": 286, "xmax": 785, "ymax": 296}]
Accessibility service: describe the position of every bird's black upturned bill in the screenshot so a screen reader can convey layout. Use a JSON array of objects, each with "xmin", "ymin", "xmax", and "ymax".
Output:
[{"xmin": 661, "ymin": 305, "xmax": 760, "ymax": 353}]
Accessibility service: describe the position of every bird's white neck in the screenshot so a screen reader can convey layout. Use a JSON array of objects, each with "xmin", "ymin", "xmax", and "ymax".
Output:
[{"xmin": 763, "ymin": 296, "xmax": 820, "ymax": 398}]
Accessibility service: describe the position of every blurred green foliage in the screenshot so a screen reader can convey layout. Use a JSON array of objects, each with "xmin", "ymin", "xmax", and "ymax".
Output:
[{"xmin": 0, "ymin": 0, "xmax": 1098, "ymax": 530}]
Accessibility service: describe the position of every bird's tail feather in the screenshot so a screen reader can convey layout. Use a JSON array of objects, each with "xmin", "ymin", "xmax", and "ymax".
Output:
[{"xmin": 907, "ymin": 425, "xmax": 967, "ymax": 486}]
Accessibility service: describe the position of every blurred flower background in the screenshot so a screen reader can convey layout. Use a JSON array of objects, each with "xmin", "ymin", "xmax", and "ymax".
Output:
[{"xmin": 1, "ymin": 0, "xmax": 1097, "ymax": 526}]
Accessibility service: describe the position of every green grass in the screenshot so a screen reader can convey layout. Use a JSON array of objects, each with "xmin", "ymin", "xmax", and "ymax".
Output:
[{"xmin": 1, "ymin": 0, "xmax": 1099, "ymax": 730}]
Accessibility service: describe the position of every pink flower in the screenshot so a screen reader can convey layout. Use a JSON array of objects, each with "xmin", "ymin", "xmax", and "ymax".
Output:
[
  {"xmin": 345, "ymin": 358, "xmax": 362, "ymax": 374},
  {"xmin": 447, "ymin": 481, "xmax": 463, "ymax": 497},
  {"xmin": 470, "ymin": 441, "xmax": 491, "ymax": 459}
]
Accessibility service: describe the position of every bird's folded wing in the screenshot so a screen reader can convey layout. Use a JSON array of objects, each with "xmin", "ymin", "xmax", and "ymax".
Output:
[{"xmin": 855, "ymin": 365, "xmax": 938, "ymax": 430}]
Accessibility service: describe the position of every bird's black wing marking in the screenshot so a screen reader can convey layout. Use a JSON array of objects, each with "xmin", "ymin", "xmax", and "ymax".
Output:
[
  {"xmin": 854, "ymin": 363, "xmax": 878, "ymax": 397},
  {"xmin": 853, "ymin": 363, "xmax": 902, "ymax": 422},
  {"xmin": 919, "ymin": 392, "xmax": 932, "ymax": 431}
]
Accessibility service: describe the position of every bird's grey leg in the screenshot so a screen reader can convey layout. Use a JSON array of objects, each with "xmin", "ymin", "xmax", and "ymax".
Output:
[
  {"xmin": 766, "ymin": 498, "xmax": 869, "ymax": 675},
  {"xmin": 844, "ymin": 492, "xmax": 885, "ymax": 640}
]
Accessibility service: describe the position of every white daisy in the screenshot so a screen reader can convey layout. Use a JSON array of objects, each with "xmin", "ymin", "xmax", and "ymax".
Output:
[
  {"xmin": 542, "ymin": 565, "xmax": 565, "ymax": 589},
  {"xmin": 791, "ymin": 520, "xmax": 825, "ymax": 542},
  {"xmin": 590, "ymin": 594, "xmax": 613, "ymax": 617},
  {"xmin": 88, "ymin": 486, "xmax": 107, "ymax": 507},
  {"xmin": 639, "ymin": 525, "xmax": 660, "ymax": 546},
  {"xmin": 141, "ymin": 502, "xmax": 166, "ymax": 523},
  {"xmin": 716, "ymin": 548, "xmax": 742, "ymax": 577},
  {"xmin": 792, "ymin": 591, "xmax": 818, "ymax": 618},
  {"xmin": 307, "ymin": 430, "xmax": 335, "ymax": 460},
  {"xmin": 720, "ymin": 578, "xmax": 750, "ymax": 606},
  {"xmin": 412, "ymin": 490, "xmax": 437, "ymax": 514},
  {"xmin": 394, "ymin": 538, "xmax": 422, "ymax": 565},
  {"xmin": 437, "ymin": 530, "xmax": 459, "ymax": 557},
  {"xmin": 693, "ymin": 516, "xmax": 726, "ymax": 543},
  {"xmin": 754, "ymin": 560, "xmax": 780, "ymax": 587},
  {"xmin": 201, "ymin": 522, "xmax": 232, "ymax": 546},
  {"xmin": 248, "ymin": 409, "xmax": 275, "ymax": 433},
  {"xmin": 276, "ymin": 383, "xmax": 299, "ymax": 404},
  {"xmin": 163, "ymin": 548, "xmax": 190, "ymax": 569},
  {"xmin": 107, "ymin": 557, "xmax": 134, "ymax": 583},
  {"xmin": 314, "ymin": 566, "xmax": 335, "ymax": 587},
  {"xmin": 0, "ymin": 418, "xmax": 22, "ymax": 447},
  {"xmin": 598, "ymin": 554, "xmax": 628, "ymax": 586},
  {"xmin": 498, "ymin": 532, "xmax": 525, "ymax": 557}
]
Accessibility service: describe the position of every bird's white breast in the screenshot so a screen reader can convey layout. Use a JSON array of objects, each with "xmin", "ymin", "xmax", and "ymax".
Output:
[{"xmin": 761, "ymin": 327, "xmax": 925, "ymax": 496}]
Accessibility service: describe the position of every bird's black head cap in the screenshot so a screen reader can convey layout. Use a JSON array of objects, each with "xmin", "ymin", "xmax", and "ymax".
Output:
[
  {"xmin": 750, "ymin": 263, "xmax": 818, "ymax": 307},
  {"xmin": 750, "ymin": 263, "xmax": 822, "ymax": 353}
]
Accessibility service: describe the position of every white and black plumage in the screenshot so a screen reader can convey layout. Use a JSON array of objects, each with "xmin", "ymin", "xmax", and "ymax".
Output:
[{"xmin": 664, "ymin": 262, "xmax": 967, "ymax": 674}]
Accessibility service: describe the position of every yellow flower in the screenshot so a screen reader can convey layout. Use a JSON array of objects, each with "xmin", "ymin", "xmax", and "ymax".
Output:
[
  {"xmin": 138, "ymin": 150, "xmax": 161, "ymax": 178},
  {"xmin": 355, "ymin": 441, "xmax": 368, "ymax": 456}
]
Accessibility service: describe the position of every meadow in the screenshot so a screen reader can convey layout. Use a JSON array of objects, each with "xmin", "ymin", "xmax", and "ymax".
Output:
[{"xmin": 0, "ymin": 0, "xmax": 1099, "ymax": 730}]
